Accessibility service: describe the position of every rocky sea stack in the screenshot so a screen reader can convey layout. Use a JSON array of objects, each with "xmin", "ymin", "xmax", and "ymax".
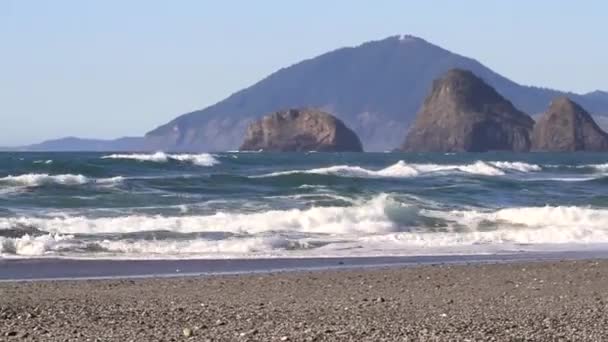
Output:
[
  {"xmin": 401, "ymin": 69, "xmax": 534, "ymax": 152},
  {"xmin": 532, "ymin": 97, "xmax": 608, "ymax": 151},
  {"xmin": 239, "ymin": 109, "xmax": 363, "ymax": 152}
]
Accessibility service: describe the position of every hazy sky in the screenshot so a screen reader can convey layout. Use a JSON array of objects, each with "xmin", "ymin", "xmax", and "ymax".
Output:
[{"xmin": 1, "ymin": 0, "xmax": 606, "ymax": 145}]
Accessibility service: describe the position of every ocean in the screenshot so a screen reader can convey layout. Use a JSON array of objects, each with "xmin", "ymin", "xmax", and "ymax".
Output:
[{"xmin": 1, "ymin": 151, "xmax": 608, "ymax": 260}]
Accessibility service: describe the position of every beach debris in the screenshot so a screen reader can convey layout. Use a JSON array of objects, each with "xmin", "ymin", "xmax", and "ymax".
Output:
[
  {"xmin": 280, "ymin": 336, "xmax": 290, "ymax": 341},
  {"xmin": 376, "ymin": 297, "xmax": 386, "ymax": 303},
  {"xmin": 183, "ymin": 327, "xmax": 192, "ymax": 337}
]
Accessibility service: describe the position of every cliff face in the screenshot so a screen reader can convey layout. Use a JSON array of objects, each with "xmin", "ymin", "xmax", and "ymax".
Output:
[
  {"xmin": 239, "ymin": 109, "xmax": 363, "ymax": 152},
  {"xmin": 401, "ymin": 69, "xmax": 534, "ymax": 152},
  {"xmin": 532, "ymin": 97, "xmax": 608, "ymax": 151}
]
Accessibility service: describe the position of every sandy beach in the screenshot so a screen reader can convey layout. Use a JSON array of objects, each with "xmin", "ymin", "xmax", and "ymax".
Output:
[{"xmin": 1, "ymin": 259, "xmax": 607, "ymax": 341}]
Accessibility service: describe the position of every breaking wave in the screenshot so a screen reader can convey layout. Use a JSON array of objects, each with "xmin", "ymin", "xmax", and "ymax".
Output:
[
  {"xmin": 579, "ymin": 163, "xmax": 608, "ymax": 172},
  {"xmin": 3, "ymin": 195, "xmax": 608, "ymax": 257},
  {"xmin": 487, "ymin": 161, "xmax": 542, "ymax": 172},
  {"xmin": 0, "ymin": 234, "xmax": 298, "ymax": 257},
  {"xmin": 0, "ymin": 174, "xmax": 124, "ymax": 187},
  {"xmin": 4, "ymin": 151, "xmax": 608, "ymax": 260},
  {"xmin": 0, "ymin": 195, "xmax": 398, "ymax": 235},
  {"xmin": 258, "ymin": 161, "xmax": 542, "ymax": 178},
  {"xmin": 102, "ymin": 152, "xmax": 219, "ymax": 166}
]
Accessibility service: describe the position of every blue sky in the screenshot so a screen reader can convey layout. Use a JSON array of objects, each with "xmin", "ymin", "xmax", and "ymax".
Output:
[{"xmin": 1, "ymin": 0, "xmax": 606, "ymax": 145}]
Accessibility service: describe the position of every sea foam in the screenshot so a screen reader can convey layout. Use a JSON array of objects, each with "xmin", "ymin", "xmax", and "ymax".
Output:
[
  {"xmin": 4, "ymin": 197, "xmax": 608, "ymax": 257},
  {"xmin": 488, "ymin": 161, "xmax": 542, "ymax": 172},
  {"xmin": 0, "ymin": 195, "xmax": 398, "ymax": 235},
  {"xmin": 2, "ymin": 195, "xmax": 607, "ymax": 239},
  {"xmin": 0, "ymin": 233, "xmax": 308, "ymax": 258},
  {"xmin": 258, "ymin": 160, "xmax": 542, "ymax": 178},
  {"xmin": 0, "ymin": 174, "xmax": 124, "ymax": 187},
  {"xmin": 0, "ymin": 234, "xmax": 72, "ymax": 256},
  {"xmin": 102, "ymin": 152, "xmax": 219, "ymax": 166},
  {"xmin": 4, "ymin": 199, "xmax": 608, "ymax": 257},
  {"xmin": 574, "ymin": 163, "xmax": 608, "ymax": 173},
  {"xmin": 441, "ymin": 205, "xmax": 608, "ymax": 231}
]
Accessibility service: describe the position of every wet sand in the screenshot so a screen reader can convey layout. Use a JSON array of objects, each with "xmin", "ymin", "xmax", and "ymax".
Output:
[
  {"xmin": 3, "ymin": 250, "xmax": 608, "ymax": 281},
  {"xmin": 1, "ymin": 259, "xmax": 608, "ymax": 341}
]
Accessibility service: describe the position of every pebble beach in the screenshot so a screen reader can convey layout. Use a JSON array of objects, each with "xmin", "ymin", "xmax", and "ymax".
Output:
[{"xmin": 1, "ymin": 259, "xmax": 608, "ymax": 341}]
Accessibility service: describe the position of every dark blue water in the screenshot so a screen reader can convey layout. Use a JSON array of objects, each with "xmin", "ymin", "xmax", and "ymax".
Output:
[{"xmin": 1, "ymin": 151, "xmax": 608, "ymax": 259}]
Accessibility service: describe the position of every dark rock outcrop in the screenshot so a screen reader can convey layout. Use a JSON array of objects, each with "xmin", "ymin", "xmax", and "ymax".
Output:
[
  {"xmin": 239, "ymin": 109, "xmax": 363, "ymax": 152},
  {"xmin": 531, "ymin": 97, "xmax": 608, "ymax": 151},
  {"xmin": 401, "ymin": 69, "xmax": 534, "ymax": 152}
]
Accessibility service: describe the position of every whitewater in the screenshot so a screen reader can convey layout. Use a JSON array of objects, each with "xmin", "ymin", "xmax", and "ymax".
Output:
[
  {"xmin": 2, "ymin": 151, "xmax": 608, "ymax": 259},
  {"xmin": 101, "ymin": 152, "xmax": 219, "ymax": 166}
]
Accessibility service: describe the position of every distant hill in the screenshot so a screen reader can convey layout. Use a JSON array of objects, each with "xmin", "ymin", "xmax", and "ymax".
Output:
[
  {"xmin": 15, "ymin": 35, "xmax": 608, "ymax": 152},
  {"xmin": 143, "ymin": 35, "xmax": 608, "ymax": 151},
  {"xmin": 23, "ymin": 136, "xmax": 144, "ymax": 152}
]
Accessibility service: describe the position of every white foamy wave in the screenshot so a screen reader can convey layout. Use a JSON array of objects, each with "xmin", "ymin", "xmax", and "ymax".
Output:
[
  {"xmin": 0, "ymin": 174, "xmax": 123, "ymax": 187},
  {"xmin": 0, "ymin": 234, "xmax": 73, "ymax": 256},
  {"xmin": 102, "ymin": 152, "xmax": 168, "ymax": 162},
  {"xmin": 262, "ymin": 163, "xmax": 419, "ymax": 178},
  {"xmin": 258, "ymin": 161, "xmax": 512, "ymax": 178},
  {"xmin": 169, "ymin": 154, "xmax": 219, "ymax": 166},
  {"xmin": 347, "ymin": 205, "xmax": 608, "ymax": 250},
  {"xmin": 102, "ymin": 152, "xmax": 219, "ymax": 166},
  {"xmin": 0, "ymin": 234, "xmax": 294, "ymax": 257},
  {"xmin": 440, "ymin": 205, "xmax": 608, "ymax": 231},
  {"xmin": 11, "ymin": 196, "xmax": 607, "ymax": 241},
  {"xmin": 579, "ymin": 163, "xmax": 608, "ymax": 172},
  {"xmin": 0, "ymin": 195, "xmax": 400, "ymax": 235},
  {"xmin": 96, "ymin": 176, "xmax": 125, "ymax": 185},
  {"xmin": 0, "ymin": 174, "xmax": 88, "ymax": 186},
  {"xmin": 428, "ymin": 161, "xmax": 505, "ymax": 176},
  {"xmin": 543, "ymin": 163, "xmax": 608, "ymax": 173},
  {"xmin": 297, "ymin": 184, "xmax": 328, "ymax": 190},
  {"xmin": 99, "ymin": 236, "xmax": 296, "ymax": 256},
  {"xmin": 488, "ymin": 161, "xmax": 542, "ymax": 172},
  {"xmin": 5, "ymin": 201, "xmax": 608, "ymax": 258}
]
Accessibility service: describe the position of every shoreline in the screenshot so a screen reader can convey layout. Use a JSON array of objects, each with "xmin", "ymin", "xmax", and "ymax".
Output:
[
  {"xmin": 3, "ymin": 249, "xmax": 608, "ymax": 281},
  {"xmin": 1, "ymin": 259, "xmax": 607, "ymax": 340}
]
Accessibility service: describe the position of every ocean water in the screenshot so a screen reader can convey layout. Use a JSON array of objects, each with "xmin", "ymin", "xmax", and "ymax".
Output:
[{"xmin": 1, "ymin": 151, "xmax": 608, "ymax": 259}]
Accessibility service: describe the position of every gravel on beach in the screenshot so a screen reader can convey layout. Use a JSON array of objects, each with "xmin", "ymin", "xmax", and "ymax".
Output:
[{"xmin": 1, "ymin": 259, "xmax": 608, "ymax": 341}]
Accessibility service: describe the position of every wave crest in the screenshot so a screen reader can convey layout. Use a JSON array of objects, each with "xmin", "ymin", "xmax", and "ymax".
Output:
[
  {"xmin": 0, "ymin": 195, "xmax": 399, "ymax": 236},
  {"xmin": 488, "ymin": 161, "xmax": 542, "ymax": 172},
  {"xmin": 102, "ymin": 152, "xmax": 219, "ymax": 166},
  {"xmin": 4, "ymin": 196, "xmax": 608, "ymax": 257},
  {"xmin": 442, "ymin": 205, "xmax": 608, "ymax": 231},
  {"xmin": 258, "ymin": 160, "xmax": 542, "ymax": 179},
  {"xmin": 0, "ymin": 174, "xmax": 123, "ymax": 187}
]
